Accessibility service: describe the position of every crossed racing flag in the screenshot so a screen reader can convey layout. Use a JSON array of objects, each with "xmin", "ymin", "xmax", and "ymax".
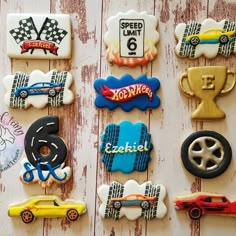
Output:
[{"xmin": 9, "ymin": 17, "xmax": 68, "ymax": 55}]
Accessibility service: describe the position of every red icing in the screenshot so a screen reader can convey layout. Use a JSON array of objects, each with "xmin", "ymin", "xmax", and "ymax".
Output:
[
  {"xmin": 100, "ymin": 84, "xmax": 153, "ymax": 102},
  {"xmin": 21, "ymin": 40, "xmax": 58, "ymax": 55}
]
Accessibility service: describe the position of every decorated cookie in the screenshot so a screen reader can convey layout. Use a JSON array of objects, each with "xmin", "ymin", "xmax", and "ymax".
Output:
[
  {"xmin": 104, "ymin": 10, "xmax": 159, "ymax": 67},
  {"xmin": 181, "ymin": 130, "xmax": 232, "ymax": 179},
  {"xmin": 100, "ymin": 121, "xmax": 153, "ymax": 173},
  {"xmin": 7, "ymin": 14, "xmax": 71, "ymax": 59},
  {"xmin": 175, "ymin": 18, "xmax": 236, "ymax": 58},
  {"xmin": 179, "ymin": 66, "xmax": 235, "ymax": 120},
  {"xmin": 94, "ymin": 74, "xmax": 160, "ymax": 111},
  {"xmin": 98, "ymin": 180, "xmax": 167, "ymax": 220},
  {"xmin": 19, "ymin": 116, "xmax": 72, "ymax": 188},
  {"xmin": 175, "ymin": 192, "xmax": 236, "ymax": 220},
  {"xmin": 3, "ymin": 70, "xmax": 74, "ymax": 109},
  {"xmin": 8, "ymin": 195, "xmax": 86, "ymax": 223}
]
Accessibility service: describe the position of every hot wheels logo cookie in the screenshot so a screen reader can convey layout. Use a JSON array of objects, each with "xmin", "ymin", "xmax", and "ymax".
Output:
[
  {"xmin": 100, "ymin": 83, "xmax": 153, "ymax": 102},
  {"xmin": 100, "ymin": 121, "xmax": 153, "ymax": 174},
  {"xmin": 94, "ymin": 74, "xmax": 160, "ymax": 111}
]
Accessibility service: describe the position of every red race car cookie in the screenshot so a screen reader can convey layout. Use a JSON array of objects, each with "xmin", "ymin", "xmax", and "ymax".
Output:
[{"xmin": 175, "ymin": 192, "xmax": 236, "ymax": 220}]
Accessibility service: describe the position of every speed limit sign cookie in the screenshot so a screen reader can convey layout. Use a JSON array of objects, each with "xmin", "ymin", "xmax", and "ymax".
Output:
[{"xmin": 104, "ymin": 10, "xmax": 159, "ymax": 67}]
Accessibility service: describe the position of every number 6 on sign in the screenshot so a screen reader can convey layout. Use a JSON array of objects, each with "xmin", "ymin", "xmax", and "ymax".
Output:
[
  {"xmin": 126, "ymin": 37, "xmax": 138, "ymax": 53},
  {"xmin": 19, "ymin": 116, "xmax": 72, "ymax": 188}
]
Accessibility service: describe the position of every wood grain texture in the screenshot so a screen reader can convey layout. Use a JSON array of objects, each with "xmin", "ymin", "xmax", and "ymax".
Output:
[{"xmin": 1, "ymin": 0, "xmax": 236, "ymax": 235}]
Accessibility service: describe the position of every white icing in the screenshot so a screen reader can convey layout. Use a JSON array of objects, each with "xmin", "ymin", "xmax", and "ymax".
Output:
[
  {"xmin": 98, "ymin": 180, "xmax": 167, "ymax": 220},
  {"xmin": 3, "ymin": 69, "xmax": 74, "ymax": 109},
  {"xmin": 7, "ymin": 13, "xmax": 71, "ymax": 59}
]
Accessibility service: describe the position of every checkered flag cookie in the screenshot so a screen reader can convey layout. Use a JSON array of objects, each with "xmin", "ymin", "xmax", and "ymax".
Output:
[
  {"xmin": 42, "ymin": 18, "xmax": 68, "ymax": 44},
  {"xmin": 9, "ymin": 17, "xmax": 36, "ymax": 44}
]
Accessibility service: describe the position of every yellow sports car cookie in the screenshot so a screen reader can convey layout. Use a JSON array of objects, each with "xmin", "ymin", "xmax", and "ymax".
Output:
[{"xmin": 8, "ymin": 195, "xmax": 86, "ymax": 223}]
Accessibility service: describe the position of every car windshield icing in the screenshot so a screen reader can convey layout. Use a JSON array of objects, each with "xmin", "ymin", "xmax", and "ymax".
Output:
[
  {"xmin": 54, "ymin": 201, "xmax": 60, "ymax": 206},
  {"xmin": 203, "ymin": 29, "xmax": 224, "ymax": 33},
  {"xmin": 31, "ymin": 82, "xmax": 52, "ymax": 87},
  {"xmin": 34, "ymin": 199, "xmax": 62, "ymax": 206}
]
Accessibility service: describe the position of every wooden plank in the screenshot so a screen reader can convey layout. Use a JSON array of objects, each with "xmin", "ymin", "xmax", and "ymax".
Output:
[
  {"xmin": 147, "ymin": 1, "xmax": 208, "ymax": 235},
  {"xmin": 44, "ymin": 0, "xmax": 102, "ymax": 235},
  {"xmin": 1, "ymin": 0, "xmax": 236, "ymax": 235},
  {"xmin": 200, "ymin": 1, "xmax": 236, "ymax": 235},
  {"xmin": 95, "ymin": 0, "xmax": 155, "ymax": 235},
  {"xmin": 0, "ymin": 0, "xmax": 49, "ymax": 235}
]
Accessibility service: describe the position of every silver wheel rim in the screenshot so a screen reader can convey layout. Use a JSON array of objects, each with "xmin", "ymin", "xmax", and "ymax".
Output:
[
  {"xmin": 114, "ymin": 201, "xmax": 121, "ymax": 209},
  {"xmin": 220, "ymin": 36, "xmax": 228, "ymax": 43},
  {"xmin": 141, "ymin": 201, "xmax": 149, "ymax": 209},
  {"xmin": 20, "ymin": 90, "xmax": 27, "ymax": 98},
  {"xmin": 190, "ymin": 37, "xmax": 199, "ymax": 45},
  {"xmin": 49, "ymin": 89, "xmax": 56, "ymax": 96},
  {"xmin": 188, "ymin": 136, "xmax": 224, "ymax": 171}
]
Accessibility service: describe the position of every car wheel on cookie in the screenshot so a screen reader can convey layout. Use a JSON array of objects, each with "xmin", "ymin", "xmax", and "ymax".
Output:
[{"xmin": 181, "ymin": 130, "xmax": 232, "ymax": 179}]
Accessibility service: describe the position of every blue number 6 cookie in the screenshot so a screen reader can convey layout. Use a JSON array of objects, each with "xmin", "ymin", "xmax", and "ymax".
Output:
[{"xmin": 100, "ymin": 121, "xmax": 153, "ymax": 173}]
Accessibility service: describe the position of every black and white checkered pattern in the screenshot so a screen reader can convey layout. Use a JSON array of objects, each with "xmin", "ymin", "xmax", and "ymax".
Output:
[
  {"xmin": 45, "ymin": 28, "xmax": 68, "ymax": 44},
  {"xmin": 42, "ymin": 18, "xmax": 58, "ymax": 35},
  {"xmin": 19, "ymin": 18, "xmax": 36, "ymax": 37},
  {"xmin": 42, "ymin": 18, "xmax": 67, "ymax": 44},
  {"xmin": 10, "ymin": 17, "xmax": 67, "ymax": 45},
  {"xmin": 9, "ymin": 17, "xmax": 36, "ymax": 44},
  {"xmin": 9, "ymin": 27, "xmax": 29, "ymax": 44}
]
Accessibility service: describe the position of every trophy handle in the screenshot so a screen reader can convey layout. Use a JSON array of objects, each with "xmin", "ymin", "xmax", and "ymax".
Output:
[
  {"xmin": 221, "ymin": 70, "xmax": 235, "ymax": 94},
  {"xmin": 179, "ymin": 72, "xmax": 194, "ymax": 97}
]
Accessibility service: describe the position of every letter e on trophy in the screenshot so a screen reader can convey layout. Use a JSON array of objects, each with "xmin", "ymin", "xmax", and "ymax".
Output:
[{"xmin": 179, "ymin": 66, "xmax": 235, "ymax": 120}]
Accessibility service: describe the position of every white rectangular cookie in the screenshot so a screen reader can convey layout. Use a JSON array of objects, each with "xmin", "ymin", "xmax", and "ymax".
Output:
[{"xmin": 7, "ymin": 13, "xmax": 71, "ymax": 59}]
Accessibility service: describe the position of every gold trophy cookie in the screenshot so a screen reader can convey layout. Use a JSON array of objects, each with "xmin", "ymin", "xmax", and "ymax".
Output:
[{"xmin": 179, "ymin": 66, "xmax": 235, "ymax": 120}]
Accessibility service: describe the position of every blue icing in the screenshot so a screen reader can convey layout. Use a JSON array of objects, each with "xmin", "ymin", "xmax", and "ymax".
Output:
[
  {"xmin": 101, "ymin": 121, "xmax": 152, "ymax": 174},
  {"xmin": 111, "ymin": 121, "xmax": 142, "ymax": 173},
  {"xmin": 94, "ymin": 74, "xmax": 160, "ymax": 111}
]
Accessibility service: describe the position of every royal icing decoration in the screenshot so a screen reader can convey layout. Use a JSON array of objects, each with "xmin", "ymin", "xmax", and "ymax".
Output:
[
  {"xmin": 104, "ymin": 10, "xmax": 159, "ymax": 67},
  {"xmin": 19, "ymin": 116, "xmax": 72, "ymax": 188},
  {"xmin": 94, "ymin": 74, "xmax": 160, "ymax": 111},
  {"xmin": 3, "ymin": 70, "xmax": 74, "ymax": 109},
  {"xmin": 175, "ymin": 192, "xmax": 236, "ymax": 220},
  {"xmin": 98, "ymin": 180, "xmax": 167, "ymax": 220},
  {"xmin": 100, "ymin": 121, "xmax": 152, "ymax": 173},
  {"xmin": 181, "ymin": 130, "xmax": 232, "ymax": 179},
  {"xmin": 179, "ymin": 66, "xmax": 235, "ymax": 119},
  {"xmin": 8, "ymin": 195, "xmax": 86, "ymax": 223},
  {"xmin": 7, "ymin": 14, "xmax": 71, "ymax": 59},
  {"xmin": 175, "ymin": 18, "xmax": 236, "ymax": 58}
]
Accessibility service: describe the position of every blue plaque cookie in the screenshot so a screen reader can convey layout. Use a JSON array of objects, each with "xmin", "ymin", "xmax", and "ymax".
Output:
[
  {"xmin": 94, "ymin": 74, "xmax": 160, "ymax": 111},
  {"xmin": 100, "ymin": 121, "xmax": 153, "ymax": 173}
]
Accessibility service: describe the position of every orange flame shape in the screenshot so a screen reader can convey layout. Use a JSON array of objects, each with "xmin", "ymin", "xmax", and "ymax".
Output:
[{"xmin": 106, "ymin": 47, "xmax": 157, "ymax": 68}]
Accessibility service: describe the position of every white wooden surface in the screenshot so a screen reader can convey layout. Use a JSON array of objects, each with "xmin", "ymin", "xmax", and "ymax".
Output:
[{"xmin": 1, "ymin": 0, "xmax": 236, "ymax": 235}]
